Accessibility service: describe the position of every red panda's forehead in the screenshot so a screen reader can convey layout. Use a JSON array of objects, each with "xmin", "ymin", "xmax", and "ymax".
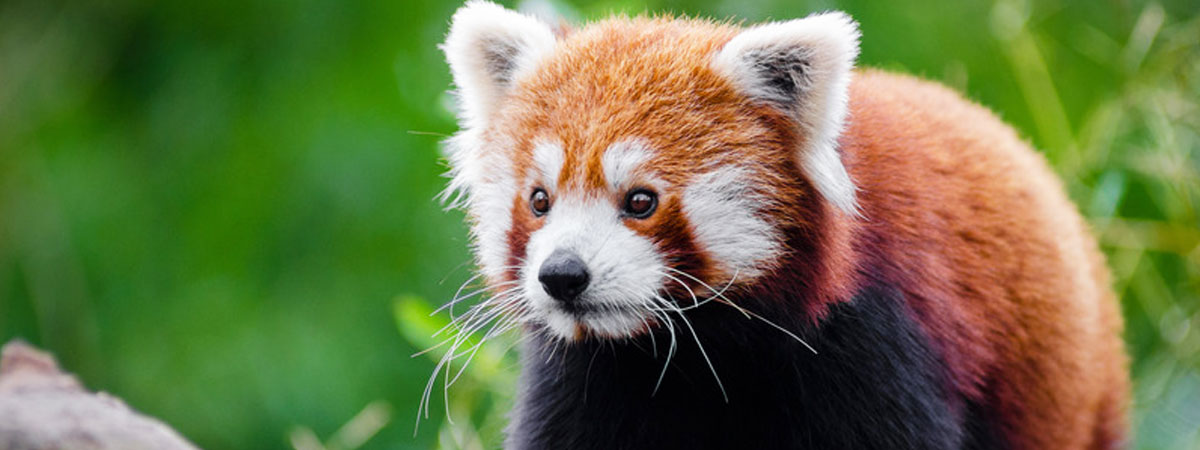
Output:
[{"xmin": 501, "ymin": 18, "xmax": 788, "ymax": 191}]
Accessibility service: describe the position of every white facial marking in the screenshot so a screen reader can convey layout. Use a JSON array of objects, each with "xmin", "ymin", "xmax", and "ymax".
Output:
[
  {"xmin": 683, "ymin": 166, "xmax": 782, "ymax": 280},
  {"xmin": 440, "ymin": 130, "xmax": 518, "ymax": 284},
  {"xmin": 522, "ymin": 196, "xmax": 665, "ymax": 339},
  {"xmin": 602, "ymin": 139, "xmax": 654, "ymax": 191},
  {"xmin": 712, "ymin": 11, "xmax": 862, "ymax": 216},
  {"xmin": 533, "ymin": 141, "xmax": 565, "ymax": 188}
]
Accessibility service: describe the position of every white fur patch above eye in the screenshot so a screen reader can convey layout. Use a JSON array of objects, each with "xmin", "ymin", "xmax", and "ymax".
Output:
[
  {"xmin": 442, "ymin": 1, "xmax": 558, "ymax": 129},
  {"xmin": 602, "ymin": 139, "xmax": 654, "ymax": 191},
  {"xmin": 712, "ymin": 11, "xmax": 862, "ymax": 217},
  {"xmin": 533, "ymin": 141, "xmax": 565, "ymax": 188},
  {"xmin": 683, "ymin": 166, "xmax": 782, "ymax": 281}
]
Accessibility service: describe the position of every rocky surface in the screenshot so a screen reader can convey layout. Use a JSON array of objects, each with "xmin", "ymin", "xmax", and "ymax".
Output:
[{"xmin": 0, "ymin": 340, "xmax": 198, "ymax": 450}]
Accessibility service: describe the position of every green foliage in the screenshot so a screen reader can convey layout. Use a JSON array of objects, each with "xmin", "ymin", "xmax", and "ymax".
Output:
[
  {"xmin": 0, "ymin": 0, "xmax": 1196, "ymax": 448},
  {"xmin": 395, "ymin": 295, "xmax": 517, "ymax": 449}
]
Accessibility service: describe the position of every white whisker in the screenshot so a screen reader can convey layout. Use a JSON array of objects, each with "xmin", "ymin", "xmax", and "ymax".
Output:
[
  {"xmin": 433, "ymin": 279, "xmax": 520, "ymax": 317},
  {"xmin": 666, "ymin": 296, "xmax": 727, "ymax": 402},
  {"xmin": 648, "ymin": 296, "xmax": 680, "ymax": 396},
  {"xmin": 664, "ymin": 267, "xmax": 749, "ymax": 317},
  {"xmin": 413, "ymin": 281, "xmax": 528, "ymax": 436},
  {"xmin": 664, "ymin": 267, "xmax": 817, "ymax": 355}
]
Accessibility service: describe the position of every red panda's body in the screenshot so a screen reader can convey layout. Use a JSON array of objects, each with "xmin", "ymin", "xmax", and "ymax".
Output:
[
  {"xmin": 437, "ymin": 4, "xmax": 1129, "ymax": 449},
  {"xmin": 840, "ymin": 73, "xmax": 1129, "ymax": 449}
]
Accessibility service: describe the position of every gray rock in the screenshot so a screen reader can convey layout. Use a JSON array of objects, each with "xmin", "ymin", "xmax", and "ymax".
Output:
[{"xmin": 0, "ymin": 340, "xmax": 199, "ymax": 450}]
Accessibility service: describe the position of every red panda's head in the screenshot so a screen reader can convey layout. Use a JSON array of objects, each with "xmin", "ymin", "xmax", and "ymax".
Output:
[{"xmin": 440, "ymin": 1, "xmax": 860, "ymax": 340}]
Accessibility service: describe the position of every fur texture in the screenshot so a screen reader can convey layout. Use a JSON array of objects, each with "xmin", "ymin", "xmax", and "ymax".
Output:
[{"xmin": 438, "ymin": 3, "xmax": 1130, "ymax": 449}]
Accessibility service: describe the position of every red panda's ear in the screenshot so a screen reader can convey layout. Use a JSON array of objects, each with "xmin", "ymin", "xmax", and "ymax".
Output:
[
  {"xmin": 442, "ymin": 1, "xmax": 558, "ymax": 129},
  {"xmin": 712, "ymin": 12, "xmax": 862, "ymax": 216}
]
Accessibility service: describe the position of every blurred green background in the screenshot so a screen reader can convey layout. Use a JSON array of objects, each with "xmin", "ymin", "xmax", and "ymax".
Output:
[{"xmin": 1, "ymin": 0, "xmax": 1196, "ymax": 448}]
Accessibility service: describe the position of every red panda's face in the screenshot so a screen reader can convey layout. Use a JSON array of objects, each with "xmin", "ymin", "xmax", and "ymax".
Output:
[
  {"xmin": 503, "ymin": 135, "xmax": 784, "ymax": 339},
  {"xmin": 442, "ymin": 3, "xmax": 860, "ymax": 340}
]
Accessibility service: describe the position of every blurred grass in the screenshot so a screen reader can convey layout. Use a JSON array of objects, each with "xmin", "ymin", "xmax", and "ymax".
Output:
[{"xmin": 0, "ymin": 0, "xmax": 1196, "ymax": 449}]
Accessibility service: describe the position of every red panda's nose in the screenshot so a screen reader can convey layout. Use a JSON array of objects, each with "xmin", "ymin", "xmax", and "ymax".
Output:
[{"xmin": 538, "ymin": 249, "xmax": 590, "ymax": 303}]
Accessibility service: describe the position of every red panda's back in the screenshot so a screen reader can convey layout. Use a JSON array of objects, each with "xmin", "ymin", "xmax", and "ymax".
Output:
[{"xmin": 843, "ymin": 70, "xmax": 1129, "ymax": 449}]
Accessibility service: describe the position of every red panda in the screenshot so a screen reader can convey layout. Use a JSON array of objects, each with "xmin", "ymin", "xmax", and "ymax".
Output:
[{"xmin": 435, "ymin": 2, "xmax": 1130, "ymax": 449}]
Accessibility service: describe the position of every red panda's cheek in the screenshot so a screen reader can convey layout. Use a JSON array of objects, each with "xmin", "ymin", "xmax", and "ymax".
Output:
[{"xmin": 679, "ymin": 166, "xmax": 785, "ymax": 284}]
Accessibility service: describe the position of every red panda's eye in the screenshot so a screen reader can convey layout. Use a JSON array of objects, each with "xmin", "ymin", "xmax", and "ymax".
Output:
[
  {"xmin": 623, "ymin": 189, "xmax": 657, "ymax": 219},
  {"xmin": 530, "ymin": 188, "xmax": 551, "ymax": 216}
]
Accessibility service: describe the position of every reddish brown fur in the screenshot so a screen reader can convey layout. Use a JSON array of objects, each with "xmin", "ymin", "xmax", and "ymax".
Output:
[
  {"xmin": 484, "ymin": 16, "xmax": 1129, "ymax": 449},
  {"xmin": 843, "ymin": 72, "xmax": 1129, "ymax": 449}
]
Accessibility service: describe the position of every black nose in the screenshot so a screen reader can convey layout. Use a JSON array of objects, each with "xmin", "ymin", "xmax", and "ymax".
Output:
[{"xmin": 538, "ymin": 249, "xmax": 590, "ymax": 302}]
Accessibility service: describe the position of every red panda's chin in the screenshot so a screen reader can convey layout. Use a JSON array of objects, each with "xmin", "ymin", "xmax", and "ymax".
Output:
[{"xmin": 542, "ymin": 306, "xmax": 654, "ymax": 341}]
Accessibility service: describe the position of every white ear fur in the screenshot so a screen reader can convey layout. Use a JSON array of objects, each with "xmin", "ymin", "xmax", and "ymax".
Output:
[
  {"xmin": 712, "ymin": 12, "xmax": 862, "ymax": 216},
  {"xmin": 442, "ymin": 1, "xmax": 558, "ymax": 129}
]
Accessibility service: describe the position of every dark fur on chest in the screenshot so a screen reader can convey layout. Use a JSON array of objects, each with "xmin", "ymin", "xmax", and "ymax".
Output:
[{"xmin": 506, "ymin": 286, "xmax": 997, "ymax": 450}]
